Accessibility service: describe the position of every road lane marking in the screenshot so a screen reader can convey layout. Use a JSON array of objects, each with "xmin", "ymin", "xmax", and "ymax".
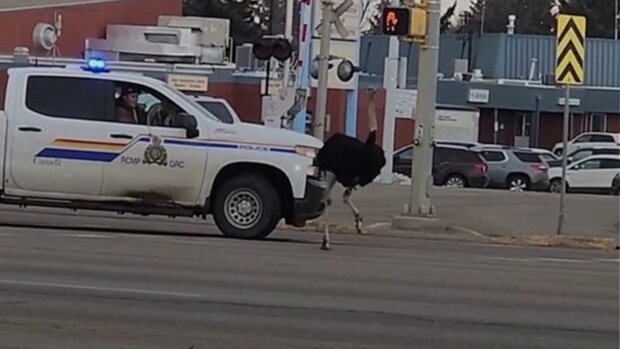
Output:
[
  {"xmin": 0, "ymin": 233, "xmax": 13, "ymax": 237},
  {"xmin": 58, "ymin": 233, "xmax": 112, "ymax": 239},
  {"xmin": 534, "ymin": 258, "xmax": 591, "ymax": 263},
  {"xmin": 0, "ymin": 279, "xmax": 202, "ymax": 298},
  {"xmin": 483, "ymin": 257, "xmax": 534, "ymax": 262},
  {"xmin": 595, "ymin": 258, "xmax": 620, "ymax": 263}
]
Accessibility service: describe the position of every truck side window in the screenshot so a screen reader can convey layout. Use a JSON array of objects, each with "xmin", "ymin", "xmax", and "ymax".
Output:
[
  {"xmin": 196, "ymin": 101, "xmax": 234, "ymax": 124},
  {"xmin": 110, "ymin": 81, "xmax": 187, "ymax": 127},
  {"xmin": 25, "ymin": 76, "xmax": 100, "ymax": 121}
]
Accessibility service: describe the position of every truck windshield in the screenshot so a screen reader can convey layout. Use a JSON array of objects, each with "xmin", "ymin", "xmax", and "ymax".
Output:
[{"xmin": 161, "ymin": 83, "xmax": 221, "ymax": 123}]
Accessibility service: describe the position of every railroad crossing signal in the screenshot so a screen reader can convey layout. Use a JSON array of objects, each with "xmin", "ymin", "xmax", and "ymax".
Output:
[
  {"xmin": 555, "ymin": 14, "xmax": 586, "ymax": 85},
  {"xmin": 314, "ymin": 0, "xmax": 354, "ymax": 39}
]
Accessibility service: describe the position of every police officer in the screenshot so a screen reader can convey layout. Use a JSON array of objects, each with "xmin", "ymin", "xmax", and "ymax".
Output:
[{"xmin": 115, "ymin": 85, "xmax": 146, "ymax": 124}]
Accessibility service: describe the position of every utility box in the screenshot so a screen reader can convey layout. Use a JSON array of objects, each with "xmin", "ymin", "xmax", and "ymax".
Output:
[{"xmin": 158, "ymin": 16, "xmax": 230, "ymax": 48}]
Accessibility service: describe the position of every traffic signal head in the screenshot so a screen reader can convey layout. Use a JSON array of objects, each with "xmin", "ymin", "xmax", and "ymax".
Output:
[
  {"xmin": 272, "ymin": 39, "xmax": 293, "ymax": 61},
  {"xmin": 252, "ymin": 39, "xmax": 273, "ymax": 60},
  {"xmin": 252, "ymin": 38, "xmax": 294, "ymax": 62},
  {"xmin": 382, "ymin": 7, "xmax": 410, "ymax": 36},
  {"xmin": 336, "ymin": 59, "xmax": 358, "ymax": 82}
]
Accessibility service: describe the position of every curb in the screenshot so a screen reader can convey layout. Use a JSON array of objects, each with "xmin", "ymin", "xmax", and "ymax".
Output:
[
  {"xmin": 487, "ymin": 235, "xmax": 618, "ymax": 251},
  {"xmin": 279, "ymin": 221, "xmax": 618, "ymax": 251}
]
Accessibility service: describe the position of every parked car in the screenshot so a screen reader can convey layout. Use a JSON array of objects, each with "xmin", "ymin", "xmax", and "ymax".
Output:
[
  {"xmin": 474, "ymin": 145, "xmax": 549, "ymax": 192},
  {"xmin": 547, "ymin": 146, "xmax": 620, "ymax": 168},
  {"xmin": 611, "ymin": 173, "xmax": 620, "ymax": 196},
  {"xmin": 548, "ymin": 155, "xmax": 620, "ymax": 194},
  {"xmin": 393, "ymin": 144, "xmax": 488, "ymax": 188},
  {"xmin": 524, "ymin": 147, "xmax": 560, "ymax": 163},
  {"xmin": 551, "ymin": 132, "xmax": 620, "ymax": 157}
]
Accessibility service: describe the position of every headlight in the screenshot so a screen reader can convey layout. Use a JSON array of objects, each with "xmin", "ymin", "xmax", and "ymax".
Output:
[
  {"xmin": 306, "ymin": 166, "xmax": 319, "ymax": 177},
  {"xmin": 295, "ymin": 145, "xmax": 318, "ymax": 159}
]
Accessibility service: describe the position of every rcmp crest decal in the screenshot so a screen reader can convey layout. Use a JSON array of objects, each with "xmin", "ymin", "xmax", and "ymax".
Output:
[{"xmin": 143, "ymin": 135, "xmax": 168, "ymax": 166}]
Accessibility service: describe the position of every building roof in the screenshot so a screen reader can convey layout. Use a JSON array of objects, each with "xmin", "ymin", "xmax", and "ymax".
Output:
[{"xmin": 0, "ymin": 0, "xmax": 124, "ymax": 12}]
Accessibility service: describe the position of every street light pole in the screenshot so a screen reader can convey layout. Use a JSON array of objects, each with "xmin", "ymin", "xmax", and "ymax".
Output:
[{"xmin": 407, "ymin": 0, "xmax": 441, "ymax": 216}]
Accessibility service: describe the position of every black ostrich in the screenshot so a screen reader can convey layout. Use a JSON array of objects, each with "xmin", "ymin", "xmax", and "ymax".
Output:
[{"xmin": 315, "ymin": 88, "xmax": 386, "ymax": 250}]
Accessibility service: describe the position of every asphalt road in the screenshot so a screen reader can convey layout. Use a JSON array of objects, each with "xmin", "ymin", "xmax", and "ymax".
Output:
[{"xmin": 0, "ymin": 223, "xmax": 618, "ymax": 349}]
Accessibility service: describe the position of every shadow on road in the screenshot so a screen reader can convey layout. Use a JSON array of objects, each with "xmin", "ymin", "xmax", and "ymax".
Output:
[{"xmin": 0, "ymin": 222, "xmax": 315, "ymax": 245}]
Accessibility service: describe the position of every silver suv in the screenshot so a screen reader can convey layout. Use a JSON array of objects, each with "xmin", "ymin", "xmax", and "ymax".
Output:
[{"xmin": 474, "ymin": 145, "xmax": 550, "ymax": 192}]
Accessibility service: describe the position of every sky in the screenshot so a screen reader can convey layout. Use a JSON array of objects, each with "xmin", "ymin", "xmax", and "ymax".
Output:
[{"xmin": 441, "ymin": 0, "xmax": 470, "ymax": 15}]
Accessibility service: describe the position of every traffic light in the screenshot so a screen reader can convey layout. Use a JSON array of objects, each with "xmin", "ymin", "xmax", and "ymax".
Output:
[
  {"xmin": 382, "ymin": 7, "xmax": 410, "ymax": 36},
  {"xmin": 252, "ymin": 37, "xmax": 293, "ymax": 62}
]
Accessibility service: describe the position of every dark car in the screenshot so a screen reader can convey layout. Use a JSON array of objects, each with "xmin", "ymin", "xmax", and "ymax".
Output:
[
  {"xmin": 547, "ymin": 147, "xmax": 620, "ymax": 168},
  {"xmin": 612, "ymin": 172, "xmax": 620, "ymax": 196},
  {"xmin": 393, "ymin": 144, "xmax": 488, "ymax": 188}
]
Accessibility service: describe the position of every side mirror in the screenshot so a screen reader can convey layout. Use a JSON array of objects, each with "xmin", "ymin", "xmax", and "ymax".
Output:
[
  {"xmin": 567, "ymin": 156, "xmax": 574, "ymax": 163},
  {"xmin": 174, "ymin": 113, "xmax": 199, "ymax": 139},
  {"xmin": 572, "ymin": 164, "xmax": 581, "ymax": 170}
]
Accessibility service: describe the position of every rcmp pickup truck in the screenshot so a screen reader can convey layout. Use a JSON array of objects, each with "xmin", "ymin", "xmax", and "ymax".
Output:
[{"xmin": 0, "ymin": 60, "xmax": 327, "ymax": 239}]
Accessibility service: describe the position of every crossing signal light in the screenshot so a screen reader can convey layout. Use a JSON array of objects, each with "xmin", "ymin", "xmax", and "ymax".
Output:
[
  {"xmin": 381, "ymin": 5, "xmax": 428, "ymax": 43},
  {"xmin": 382, "ymin": 7, "xmax": 410, "ymax": 36},
  {"xmin": 252, "ymin": 38, "xmax": 293, "ymax": 62}
]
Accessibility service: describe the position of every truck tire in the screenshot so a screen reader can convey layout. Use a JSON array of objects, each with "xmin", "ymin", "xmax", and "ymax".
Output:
[{"xmin": 212, "ymin": 174, "xmax": 281, "ymax": 240}]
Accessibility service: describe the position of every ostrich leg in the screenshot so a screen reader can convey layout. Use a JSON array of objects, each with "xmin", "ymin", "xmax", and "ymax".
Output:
[
  {"xmin": 321, "ymin": 198, "xmax": 331, "ymax": 250},
  {"xmin": 343, "ymin": 187, "xmax": 363, "ymax": 234},
  {"xmin": 321, "ymin": 171, "xmax": 337, "ymax": 251}
]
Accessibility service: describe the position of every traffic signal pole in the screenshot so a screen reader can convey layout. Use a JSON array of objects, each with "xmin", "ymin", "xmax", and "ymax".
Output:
[
  {"xmin": 378, "ymin": 0, "xmax": 401, "ymax": 184},
  {"xmin": 281, "ymin": 0, "xmax": 295, "ymax": 99},
  {"xmin": 313, "ymin": 0, "xmax": 334, "ymax": 141},
  {"xmin": 408, "ymin": 0, "xmax": 440, "ymax": 217}
]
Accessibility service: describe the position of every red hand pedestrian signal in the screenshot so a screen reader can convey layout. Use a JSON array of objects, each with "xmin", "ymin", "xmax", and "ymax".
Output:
[
  {"xmin": 381, "ymin": 7, "xmax": 410, "ymax": 36},
  {"xmin": 386, "ymin": 11, "xmax": 399, "ymax": 31}
]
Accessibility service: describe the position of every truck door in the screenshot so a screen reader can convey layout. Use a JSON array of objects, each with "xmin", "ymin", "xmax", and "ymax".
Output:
[
  {"xmin": 5, "ymin": 75, "xmax": 107, "ymax": 197},
  {"xmin": 98, "ymin": 79, "xmax": 208, "ymax": 205}
]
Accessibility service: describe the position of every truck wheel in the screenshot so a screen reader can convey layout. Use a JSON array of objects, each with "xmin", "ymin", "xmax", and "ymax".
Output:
[{"xmin": 212, "ymin": 174, "xmax": 281, "ymax": 239}]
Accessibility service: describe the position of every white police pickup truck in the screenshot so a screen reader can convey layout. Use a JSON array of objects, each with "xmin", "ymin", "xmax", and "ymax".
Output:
[{"xmin": 0, "ymin": 60, "xmax": 327, "ymax": 239}]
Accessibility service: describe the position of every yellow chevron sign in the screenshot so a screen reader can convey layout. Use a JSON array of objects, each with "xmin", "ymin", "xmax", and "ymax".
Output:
[{"xmin": 555, "ymin": 14, "xmax": 586, "ymax": 85}]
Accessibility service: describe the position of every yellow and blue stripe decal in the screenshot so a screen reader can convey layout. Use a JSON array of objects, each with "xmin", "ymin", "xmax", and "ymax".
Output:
[{"xmin": 35, "ymin": 136, "xmax": 296, "ymax": 162}]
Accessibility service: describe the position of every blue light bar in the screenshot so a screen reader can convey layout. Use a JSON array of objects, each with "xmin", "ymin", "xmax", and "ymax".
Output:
[{"xmin": 84, "ymin": 58, "xmax": 109, "ymax": 73}]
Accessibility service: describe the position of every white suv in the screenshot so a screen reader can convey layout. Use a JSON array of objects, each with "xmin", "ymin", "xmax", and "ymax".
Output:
[
  {"xmin": 548, "ymin": 155, "xmax": 620, "ymax": 194},
  {"xmin": 552, "ymin": 132, "xmax": 620, "ymax": 156}
]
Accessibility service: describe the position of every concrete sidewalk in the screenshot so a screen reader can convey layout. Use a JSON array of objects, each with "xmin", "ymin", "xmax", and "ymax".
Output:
[{"xmin": 299, "ymin": 183, "xmax": 619, "ymax": 243}]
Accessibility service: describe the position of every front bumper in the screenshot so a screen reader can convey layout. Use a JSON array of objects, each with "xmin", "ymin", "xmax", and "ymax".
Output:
[{"xmin": 287, "ymin": 176, "xmax": 328, "ymax": 227}]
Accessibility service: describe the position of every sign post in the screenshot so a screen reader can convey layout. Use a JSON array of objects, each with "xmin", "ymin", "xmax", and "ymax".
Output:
[{"xmin": 555, "ymin": 14, "xmax": 586, "ymax": 236}]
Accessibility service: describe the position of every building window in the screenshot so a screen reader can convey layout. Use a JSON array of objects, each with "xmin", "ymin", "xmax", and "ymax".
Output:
[
  {"xmin": 590, "ymin": 113, "xmax": 607, "ymax": 132},
  {"xmin": 515, "ymin": 112, "xmax": 531, "ymax": 137},
  {"xmin": 580, "ymin": 113, "xmax": 608, "ymax": 133}
]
